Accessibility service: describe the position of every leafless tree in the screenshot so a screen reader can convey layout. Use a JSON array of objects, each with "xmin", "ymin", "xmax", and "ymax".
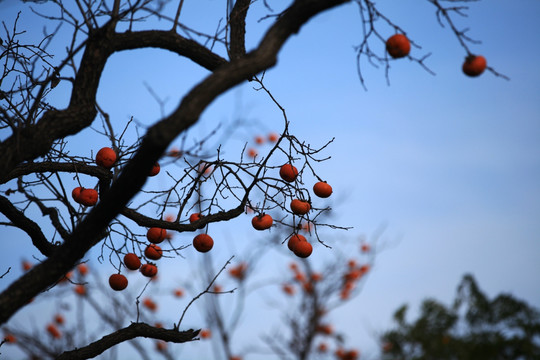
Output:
[{"xmin": 0, "ymin": 0, "xmax": 503, "ymax": 358}]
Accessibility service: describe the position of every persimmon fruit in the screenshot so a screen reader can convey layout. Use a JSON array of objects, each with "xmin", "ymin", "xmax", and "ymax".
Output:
[
  {"xmin": 462, "ymin": 55, "xmax": 487, "ymax": 77},
  {"xmin": 145, "ymin": 244, "xmax": 163, "ymax": 260},
  {"xmin": 294, "ymin": 240, "xmax": 313, "ymax": 258},
  {"xmin": 4, "ymin": 334, "xmax": 16, "ymax": 343},
  {"xmin": 149, "ymin": 163, "xmax": 160, "ymax": 176},
  {"xmin": 268, "ymin": 132, "xmax": 279, "ymax": 142},
  {"xmin": 143, "ymin": 297, "xmax": 157, "ymax": 311},
  {"xmin": 251, "ymin": 214, "xmax": 273, "ymax": 230},
  {"xmin": 74, "ymin": 285, "xmax": 86, "ymax": 296},
  {"xmin": 288, "ymin": 233, "xmax": 307, "ymax": 252},
  {"xmin": 282, "ymin": 283, "xmax": 295, "ymax": 295},
  {"xmin": 247, "ymin": 148, "xmax": 258, "ymax": 158},
  {"xmin": 22, "ymin": 260, "xmax": 32, "ymax": 271},
  {"xmin": 290, "ymin": 199, "xmax": 311, "ymax": 215},
  {"xmin": 140, "ymin": 263, "xmax": 158, "ymax": 277},
  {"xmin": 189, "ymin": 213, "xmax": 202, "ymax": 223},
  {"xmin": 124, "ymin": 253, "xmax": 141, "ymax": 270},
  {"xmin": 71, "ymin": 187, "xmax": 83, "ymax": 203},
  {"xmin": 109, "ymin": 273, "xmax": 128, "ymax": 291},
  {"xmin": 46, "ymin": 324, "xmax": 62, "ymax": 339},
  {"xmin": 313, "ymin": 181, "xmax": 332, "ymax": 198},
  {"xmin": 77, "ymin": 263, "xmax": 89, "ymax": 276},
  {"xmin": 54, "ymin": 314, "xmax": 65, "ymax": 325},
  {"xmin": 78, "ymin": 188, "xmax": 98, "ymax": 206},
  {"xmin": 147, "ymin": 227, "xmax": 166, "ymax": 244},
  {"xmin": 386, "ymin": 34, "xmax": 410, "ymax": 58},
  {"xmin": 95, "ymin": 147, "xmax": 117, "ymax": 169},
  {"xmin": 279, "ymin": 164, "xmax": 298, "ymax": 182},
  {"xmin": 200, "ymin": 329, "xmax": 211, "ymax": 339},
  {"xmin": 193, "ymin": 233, "xmax": 214, "ymax": 253}
]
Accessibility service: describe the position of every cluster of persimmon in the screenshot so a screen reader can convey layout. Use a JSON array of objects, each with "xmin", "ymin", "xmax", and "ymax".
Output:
[
  {"xmin": 315, "ymin": 336, "xmax": 360, "ymax": 360},
  {"xmin": 341, "ymin": 260, "xmax": 370, "ymax": 300},
  {"xmin": 107, "ymin": 228, "xmax": 165, "ymax": 291},
  {"xmin": 71, "ymin": 147, "xmax": 160, "ymax": 208},
  {"xmin": 3, "ymin": 314, "xmax": 67, "ymax": 345},
  {"xmin": 251, "ymin": 163, "xmax": 333, "ymax": 258},
  {"xmin": 334, "ymin": 348, "xmax": 360, "ymax": 360},
  {"xmin": 314, "ymin": 319, "xmax": 360, "ymax": 359},
  {"xmin": 8, "ymin": 262, "xmax": 91, "ymax": 343},
  {"xmin": 386, "ymin": 33, "xmax": 487, "ymax": 77},
  {"xmin": 282, "ymin": 262, "xmax": 323, "ymax": 295},
  {"xmin": 53, "ymin": 262, "xmax": 89, "ymax": 296},
  {"xmin": 246, "ymin": 132, "xmax": 279, "ymax": 159}
]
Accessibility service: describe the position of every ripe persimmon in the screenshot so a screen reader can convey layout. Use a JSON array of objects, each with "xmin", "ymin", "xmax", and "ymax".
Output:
[
  {"xmin": 156, "ymin": 341, "xmax": 167, "ymax": 352},
  {"xmin": 142, "ymin": 297, "xmax": 157, "ymax": 311},
  {"xmin": 189, "ymin": 213, "xmax": 202, "ymax": 223},
  {"xmin": 279, "ymin": 164, "xmax": 298, "ymax": 182},
  {"xmin": 95, "ymin": 147, "xmax": 117, "ymax": 169},
  {"xmin": 109, "ymin": 273, "xmax": 128, "ymax": 291},
  {"xmin": 78, "ymin": 188, "xmax": 98, "ymax": 206},
  {"xmin": 71, "ymin": 187, "xmax": 83, "ymax": 203},
  {"xmin": 140, "ymin": 263, "xmax": 158, "ymax": 277},
  {"xmin": 149, "ymin": 163, "xmax": 160, "ymax": 176},
  {"xmin": 4, "ymin": 334, "xmax": 16, "ymax": 343},
  {"xmin": 193, "ymin": 233, "xmax": 214, "ymax": 253},
  {"xmin": 145, "ymin": 244, "xmax": 163, "ymax": 260},
  {"xmin": 290, "ymin": 199, "xmax": 311, "ymax": 215},
  {"xmin": 200, "ymin": 329, "xmax": 211, "ymax": 339},
  {"xmin": 294, "ymin": 240, "xmax": 313, "ymax": 258},
  {"xmin": 462, "ymin": 55, "xmax": 487, "ymax": 77},
  {"xmin": 268, "ymin": 132, "xmax": 279, "ymax": 143},
  {"xmin": 288, "ymin": 234, "xmax": 306, "ymax": 252},
  {"xmin": 74, "ymin": 285, "xmax": 86, "ymax": 296},
  {"xmin": 251, "ymin": 214, "xmax": 273, "ymax": 230},
  {"xmin": 247, "ymin": 148, "xmax": 258, "ymax": 158},
  {"xmin": 282, "ymin": 283, "xmax": 295, "ymax": 295},
  {"xmin": 313, "ymin": 181, "xmax": 332, "ymax": 198},
  {"xmin": 229, "ymin": 263, "xmax": 247, "ymax": 280},
  {"xmin": 147, "ymin": 227, "xmax": 166, "ymax": 244},
  {"xmin": 255, "ymin": 135, "xmax": 265, "ymax": 145},
  {"xmin": 124, "ymin": 253, "xmax": 141, "ymax": 270},
  {"xmin": 22, "ymin": 260, "xmax": 32, "ymax": 271},
  {"xmin": 317, "ymin": 342, "xmax": 328, "ymax": 352},
  {"xmin": 77, "ymin": 263, "xmax": 89, "ymax": 276},
  {"xmin": 54, "ymin": 314, "xmax": 65, "ymax": 325},
  {"xmin": 386, "ymin": 34, "xmax": 410, "ymax": 58},
  {"xmin": 316, "ymin": 324, "xmax": 333, "ymax": 335},
  {"xmin": 46, "ymin": 324, "xmax": 62, "ymax": 339},
  {"xmin": 167, "ymin": 147, "xmax": 182, "ymax": 157}
]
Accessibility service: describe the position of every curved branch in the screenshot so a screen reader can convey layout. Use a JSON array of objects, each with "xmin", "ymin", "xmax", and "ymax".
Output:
[
  {"xmin": 0, "ymin": 195, "xmax": 57, "ymax": 256},
  {"xmin": 121, "ymin": 204, "xmax": 245, "ymax": 231},
  {"xmin": 112, "ymin": 30, "xmax": 228, "ymax": 72},
  {"xmin": 4, "ymin": 162, "xmax": 113, "ymax": 185},
  {"xmin": 56, "ymin": 324, "xmax": 199, "ymax": 360}
]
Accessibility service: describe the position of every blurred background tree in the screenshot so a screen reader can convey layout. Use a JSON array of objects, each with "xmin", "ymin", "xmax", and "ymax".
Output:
[{"xmin": 380, "ymin": 274, "xmax": 540, "ymax": 360}]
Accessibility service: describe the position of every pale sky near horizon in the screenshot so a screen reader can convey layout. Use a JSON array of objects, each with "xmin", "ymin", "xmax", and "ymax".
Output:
[{"xmin": 1, "ymin": 1, "xmax": 539, "ymax": 359}]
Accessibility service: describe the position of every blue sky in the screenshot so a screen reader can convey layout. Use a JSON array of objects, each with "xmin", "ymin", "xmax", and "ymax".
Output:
[{"xmin": 1, "ymin": 0, "xmax": 540, "ymax": 359}]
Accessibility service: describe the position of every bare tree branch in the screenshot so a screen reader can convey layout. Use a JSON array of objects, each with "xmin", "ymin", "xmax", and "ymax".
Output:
[{"xmin": 56, "ymin": 323, "xmax": 199, "ymax": 360}]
